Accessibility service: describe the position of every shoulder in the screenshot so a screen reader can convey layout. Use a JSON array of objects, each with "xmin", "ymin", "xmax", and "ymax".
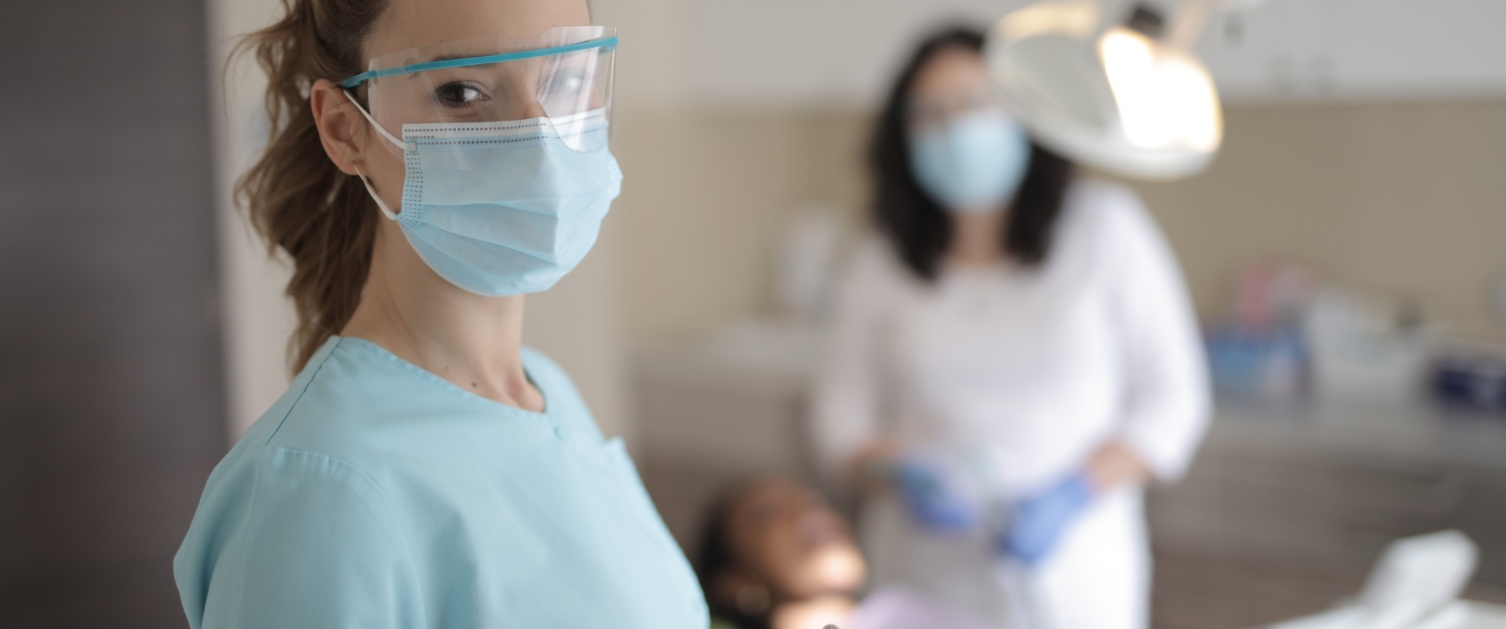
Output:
[
  {"xmin": 186, "ymin": 339, "xmax": 363, "ymax": 508},
  {"xmin": 189, "ymin": 434, "xmax": 394, "ymax": 534},
  {"xmin": 175, "ymin": 444, "xmax": 401, "ymax": 584},
  {"xmin": 174, "ymin": 444, "xmax": 416, "ymax": 627},
  {"xmin": 257, "ymin": 445, "xmax": 386, "ymax": 491},
  {"xmin": 249, "ymin": 447, "xmax": 403, "ymax": 543},
  {"xmin": 242, "ymin": 340, "xmax": 387, "ymax": 456},
  {"xmin": 1060, "ymin": 179, "xmax": 1153, "ymax": 238},
  {"xmin": 1057, "ymin": 179, "xmax": 1169, "ymax": 260},
  {"xmin": 193, "ymin": 338, "xmax": 452, "ymax": 504},
  {"xmin": 259, "ymin": 336, "xmax": 502, "ymax": 455}
]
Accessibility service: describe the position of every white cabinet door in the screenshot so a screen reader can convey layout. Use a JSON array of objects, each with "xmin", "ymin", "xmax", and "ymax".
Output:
[
  {"xmin": 688, "ymin": 0, "xmax": 1037, "ymax": 108},
  {"xmin": 1201, "ymin": 0, "xmax": 1506, "ymax": 102},
  {"xmin": 668, "ymin": 0, "xmax": 1506, "ymax": 107}
]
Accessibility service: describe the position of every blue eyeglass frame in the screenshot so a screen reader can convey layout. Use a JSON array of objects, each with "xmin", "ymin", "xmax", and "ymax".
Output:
[{"xmin": 337, "ymin": 36, "xmax": 619, "ymax": 89}]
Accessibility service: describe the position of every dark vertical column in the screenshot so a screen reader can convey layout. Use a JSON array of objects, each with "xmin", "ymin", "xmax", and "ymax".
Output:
[{"xmin": 0, "ymin": 0, "xmax": 225, "ymax": 627}]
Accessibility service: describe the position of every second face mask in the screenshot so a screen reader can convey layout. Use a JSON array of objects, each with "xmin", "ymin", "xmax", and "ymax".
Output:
[{"xmin": 910, "ymin": 109, "xmax": 1032, "ymax": 214}]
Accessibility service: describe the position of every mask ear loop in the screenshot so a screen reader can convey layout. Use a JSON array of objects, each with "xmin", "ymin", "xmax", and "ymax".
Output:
[
  {"xmin": 354, "ymin": 166, "xmax": 399, "ymax": 221},
  {"xmin": 342, "ymin": 89, "xmax": 407, "ymax": 150},
  {"xmin": 341, "ymin": 89, "xmax": 404, "ymax": 221}
]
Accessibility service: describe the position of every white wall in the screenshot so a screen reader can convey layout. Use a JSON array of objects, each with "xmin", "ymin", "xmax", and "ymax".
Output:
[
  {"xmin": 602, "ymin": 0, "xmax": 1506, "ymax": 110},
  {"xmin": 1201, "ymin": 0, "xmax": 1506, "ymax": 102},
  {"xmin": 206, "ymin": 0, "xmax": 294, "ymax": 439}
]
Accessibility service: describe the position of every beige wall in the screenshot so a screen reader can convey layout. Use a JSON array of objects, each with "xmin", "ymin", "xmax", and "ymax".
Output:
[
  {"xmin": 609, "ymin": 100, "xmax": 1506, "ymax": 342},
  {"xmin": 1131, "ymin": 100, "xmax": 1506, "ymax": 339},
  {"xmin": 607, "ymin": 109, "xmax": 873, "ymax": 340}
]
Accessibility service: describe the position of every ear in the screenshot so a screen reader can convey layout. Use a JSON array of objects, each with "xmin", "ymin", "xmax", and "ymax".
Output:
[{"xmin": 309, "ymin": 78, "xmax": 368, "ymax": 176}]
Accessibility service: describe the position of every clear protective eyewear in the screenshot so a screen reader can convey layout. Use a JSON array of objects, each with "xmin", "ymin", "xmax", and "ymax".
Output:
[
  {"xmin": 339, "ymin": 26, "xmax": 617, "ymax": 152},
  {"xmin": 907, "ymin": 86, "xmax": 1010, "ymax": 134}
]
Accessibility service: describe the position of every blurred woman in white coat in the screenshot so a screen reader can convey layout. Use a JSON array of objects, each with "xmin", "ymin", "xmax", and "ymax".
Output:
[{"xmin": 813, "ymin": 27, "xmax": 1210, "ymax": 629}]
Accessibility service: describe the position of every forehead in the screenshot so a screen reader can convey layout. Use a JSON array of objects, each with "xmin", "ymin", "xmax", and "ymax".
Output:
[
  {"xmin": 365, "ymin": 0, "xmax": 592, "ymax": 60},
  {"xmin": 911, "ymin": 46, "xmax": 989, "ymax": 96}
]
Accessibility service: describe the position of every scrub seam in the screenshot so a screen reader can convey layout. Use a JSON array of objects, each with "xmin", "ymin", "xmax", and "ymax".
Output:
[
  {"xmin": 267, "ymin": 447, "xmax": 431, "ymax": 625},
  {"xmin": 259, "ymin": 341, "xmax": 337, "ymax": 446}
]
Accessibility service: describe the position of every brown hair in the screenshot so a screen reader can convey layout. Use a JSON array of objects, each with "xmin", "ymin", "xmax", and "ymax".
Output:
[{"xmin": 234, "ymin": 0, "xmax": 389, "ymax": 372}]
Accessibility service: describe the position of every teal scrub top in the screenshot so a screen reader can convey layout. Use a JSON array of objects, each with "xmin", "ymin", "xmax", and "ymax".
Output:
[{"xmin": 174, "ymin": 336, "xmax": 708, "ymax": 628}]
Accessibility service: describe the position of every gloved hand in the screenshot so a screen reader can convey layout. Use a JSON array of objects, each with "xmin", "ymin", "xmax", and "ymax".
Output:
[
  {"xmin": 997, "ymin": 473, "xmax": 1095, "ymax": 566},
  {"xmin": 888, "ymin": 454, "xmax": 983, "ymax": 532}
]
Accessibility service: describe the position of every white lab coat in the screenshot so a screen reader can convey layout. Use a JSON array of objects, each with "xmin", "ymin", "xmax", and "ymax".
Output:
[{"xmin": 813, "ymin": 181, "xmax": 1210, "ymax": 629}]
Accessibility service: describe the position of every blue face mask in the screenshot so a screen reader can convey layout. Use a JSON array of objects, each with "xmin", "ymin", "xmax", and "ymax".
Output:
[
  {"xmin": 909, "ymin": 109, "xmax": 1032, "ymax": 213},
  {"xmin": 348, "ymin": 92, "xmax": 623, "ymax": 297}
]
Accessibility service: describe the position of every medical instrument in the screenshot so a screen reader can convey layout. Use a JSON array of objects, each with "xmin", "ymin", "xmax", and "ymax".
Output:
[{"xmin": 983, "ymin": 0, "xmax": 1265, "ymax": 180}]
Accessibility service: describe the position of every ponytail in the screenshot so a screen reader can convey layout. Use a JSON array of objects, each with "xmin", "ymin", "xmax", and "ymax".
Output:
[{"xmin": 233, "ymin": 0, "xmax": 389, "ymax": 371}]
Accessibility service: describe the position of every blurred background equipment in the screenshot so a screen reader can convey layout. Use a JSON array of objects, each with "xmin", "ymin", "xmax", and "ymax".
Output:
[
  {"xmin": 983, "ymin": 0, "xmax": 1254, "ymax": 179},
  {"xmin": 1264, "ymin": 530, "xmax": 1505, "ymax": 629},
  {"xmin": 616, "ymin": 1, "xmax": 1506, "ymax": 627}
]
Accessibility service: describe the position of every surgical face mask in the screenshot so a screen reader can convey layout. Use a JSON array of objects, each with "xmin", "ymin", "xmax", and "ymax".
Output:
[
  {"xmin": 909, "ymin": 109, "xmax": 1032, "ymax": 213},
  {"xmin": 347, "ymin": 92, "xmax": 622, "ymax": 297}
]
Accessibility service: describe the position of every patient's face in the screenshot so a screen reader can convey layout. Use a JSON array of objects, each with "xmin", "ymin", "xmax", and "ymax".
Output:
[{"xmin": 724, "ymin": 479, "xmax": 866, "ymax": 600}]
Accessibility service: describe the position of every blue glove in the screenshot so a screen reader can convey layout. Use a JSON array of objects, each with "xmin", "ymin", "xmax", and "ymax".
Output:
[
  {"xmin": 998, "ymin": 473, "xmax": 1095, "ymax": 566},
  {"xmin": 890, "ymin": 457, "xmax": 982, "ymax": 532}
]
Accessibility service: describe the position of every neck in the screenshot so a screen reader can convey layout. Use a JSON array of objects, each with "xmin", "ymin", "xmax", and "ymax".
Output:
[
  {"xmin": 767, "ymin": 594, "xmax": 855, "ymax": 629},
  {"xmin": 948, "ymin": 207, "xmax": 1009, "ymax": 266},
  {"xmin": 341, "ymin": 226, "xmax": 544, "ymax": 412}
]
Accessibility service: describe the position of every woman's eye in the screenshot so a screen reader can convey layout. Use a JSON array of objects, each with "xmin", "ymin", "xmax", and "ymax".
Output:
[{"xmin": 435, "ymin": 82, "xmax": 487, "ymax": 106}]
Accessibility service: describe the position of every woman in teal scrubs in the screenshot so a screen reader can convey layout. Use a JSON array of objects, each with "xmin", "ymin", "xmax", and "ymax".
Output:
[{"xmin": 173, "ymin": 0, "xmax": 707, "ymax": 627}]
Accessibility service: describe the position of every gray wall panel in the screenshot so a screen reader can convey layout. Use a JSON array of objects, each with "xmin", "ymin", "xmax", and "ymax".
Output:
[{"xmin": 0, "ymin": 0, "xmax": 226, "ymax": 626}]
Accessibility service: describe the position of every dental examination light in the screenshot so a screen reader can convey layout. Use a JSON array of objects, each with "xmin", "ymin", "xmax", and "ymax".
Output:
[{"xmin": 984, "ymin": 0, "xmax": 1263, "ymax": 180}]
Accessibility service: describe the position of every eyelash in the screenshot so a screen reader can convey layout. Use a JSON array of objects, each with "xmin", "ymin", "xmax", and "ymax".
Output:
[
  {"xmin": 435, "ymin": 81, "xmax": 488, "ymax": 108},
  {"xmin": 431, "ymin": 71, "xmax": 592, "ymax": 112}
]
